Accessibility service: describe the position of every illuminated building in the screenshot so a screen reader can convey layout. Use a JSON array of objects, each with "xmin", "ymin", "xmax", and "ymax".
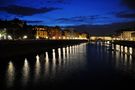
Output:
[
  {"xmin": 33, "ymin": 26, "xmax": 48, "ymax": 39},
  {"xmin": 48, "ymin": 26, "xmax": 62, "ymax": 40},
  {"xmin": 120, "ymin": 31, "xmax": 135, "ymax": 41},
  {"xmin": 131, "ymin": 32, "xmax": 135, "ymax": 41},
  {"xmin": 79, "ymin": 33, "xmax": 88, "ymax": 40},
  {"xmin": 62, "ymin": 30, "xmax": 72, "ymax": 39}
]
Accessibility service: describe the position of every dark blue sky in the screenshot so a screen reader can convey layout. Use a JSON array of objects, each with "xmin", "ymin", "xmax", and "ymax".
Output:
[{"xmin": 0, "ymin": 0, "xmax": 135, "ymax": 35}]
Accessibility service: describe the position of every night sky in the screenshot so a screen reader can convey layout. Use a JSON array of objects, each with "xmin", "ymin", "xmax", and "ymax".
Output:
[{"xmin": 0, "ymin": 0, "xmax": 135, "ymax": 35}]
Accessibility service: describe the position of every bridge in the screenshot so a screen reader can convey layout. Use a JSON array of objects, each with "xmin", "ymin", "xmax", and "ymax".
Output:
[
  {"xmin": 89, "ymin": 36, "xmax": 135, "ymax": 58},
  {"xmin": 90, "ymin": 36, "xmax": 112, "ymax": 41}
]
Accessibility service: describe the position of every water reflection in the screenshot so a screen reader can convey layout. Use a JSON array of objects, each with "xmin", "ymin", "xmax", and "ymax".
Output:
[
  {"xmin": 66, "ymin": 47, "xmax": 69, "ymax": 58},
  {"xmin": 113, "ymin": 47, "xmax": 134, "ymax": 73},
  {"xmin": 98, "ymin": 43, "xmax": 135, "ymax": 75},
  {"xmin": 52, "ymin": 49, "xmax": 56, "ymax": 77},
  {"xmin": 113, "ymin": 44, "xmax": 133, "ymax": 55},
  {"xmin": 3, "ymin": 43, "xmax": 87, "ymax": 88},
  {"xmin": 58, "ymin": 48, "xmax": 61, "ymax": 64},
  {"xmin": 6, "ymin": 61, "xmax": 15, "ymax": 87},
  {"xmin": 129, "ymin": 47, "xmax": 133, "ymax": 55},
  {"xmin": 3, "ymin": 42, "xmax": 135, "ymax": 89},
  {"xmin": 70, "ymin": 46, "xmax": 72, "ymax": 54},
  {"xmin": 121, "ymin": 46, "xmax": 123, "ymax": 52},
  {"xmin": 34, "ymin": 55, "xmax": 41, "ymax": 82},
  {"xmin": 125, "ymin": 46, "xmax": 128, "ymax": 53},
  {"xmin": 22, "ymin": 58, "xmax": 29, "ymax": 86},
  {"xmin": 45, "ymin": 52, "xmax": 49, "ymax": 77},
  {"xmin": 62, "ymin": 48, "xmax": 66, "ymax": 60},
  {"xmin": 116, "ymin": 44, "xmax": 120, "ymax": 51}
]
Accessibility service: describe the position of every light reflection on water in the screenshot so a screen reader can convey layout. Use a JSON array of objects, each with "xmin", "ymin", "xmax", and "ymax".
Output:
[
  {"xmin": 6, "ymin": 61, "xmax": 15, "ymax": 87},
  {"xmin": 3, "ymin": 42, "xmax": 135, "ymax": 89},
  {"xmin": 4, "ymin": 43, "xmax": 87, "ymax": 88},
  {"xmin": 97, "ymin": 42, "xmax": 135, "ymax": 75},
  {"xmin": 22, "ymin": 58, "xmax": 29, "ymax": 86},
  {"xmin": 111, "ymin": 44, "xmax": 135, "ymax": 74},
  {"xmin": 45, "ymin": 52, "xmax": 49, "ymax": 77},
  {"xmin": 34, "ymin": 55, "xmax": 41, "ymax": 83}
]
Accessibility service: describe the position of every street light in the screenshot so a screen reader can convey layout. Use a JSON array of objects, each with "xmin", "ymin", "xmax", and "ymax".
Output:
[
  {"xmin": 8, "ymin": 35, "xmax": 12, "ymax": 40},
  {"xmin": 23, "ymin": 35, "xmax": 28, "ymax": 39}
]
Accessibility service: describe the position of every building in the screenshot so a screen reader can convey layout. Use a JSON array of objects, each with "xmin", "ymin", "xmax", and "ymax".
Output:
[
  {"xmin": 120, "ymin": 31, "xmax": 135, "ymax": 40},
  {"xmin": 62, "ymin": 30, "xmax": 71, "ymax": 39},
  {"xmin": 113, "ymin": 30, "xmax": 135, "ymax": 41},
  {"xmin": 33, "ymin": 26, "xmax": 48, "ymax": 39},
  {"xmin": 79, "ymin": 33, "xmax": 88, "ymax": 40},
  {"xmin": 131, "ymin": 32, "xmax": 135, "ymax": 41},
  {"xmin": 48, "ymin": 26, "xmax": 62, "ymax": 39}
]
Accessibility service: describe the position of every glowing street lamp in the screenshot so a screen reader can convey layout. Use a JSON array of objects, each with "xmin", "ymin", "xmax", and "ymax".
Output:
[
  {"xmin": 8, "ymin": 35, "xmax": 12, "ymax": 40},
  {"xmin": 23, "ymin": 35, "xmax": 28, "ymax": 39},
  {"xmin": 52, "ymin": 36, "xmax": 56, "ymax": 39},
  {"xmin": 36, "ymin": 36, "xmax": 39, "ymax": 39}
]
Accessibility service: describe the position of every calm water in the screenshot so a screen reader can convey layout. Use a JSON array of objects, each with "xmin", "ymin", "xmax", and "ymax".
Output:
[{"xmin": 0, "ymin": 42, "xmax": 135, "ymax": 90}]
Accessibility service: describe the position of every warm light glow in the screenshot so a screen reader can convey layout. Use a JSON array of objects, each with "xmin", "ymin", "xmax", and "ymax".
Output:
[
  {"xmin": 52, "ymin": 49, "xmax": 56, "ymax": 61},
  {"xmin": 106, "ymin": 41, "xmax": 110, "ymax": 44},
  {"xmin": 58, "ymin": 48, "xmax": 62, "ymax": 67},
  {"xmin": 8, "ymin": 35, "xmax": 12, "ymax": 40},
  {"xmin": 22, "ymin": 58, "xmax": 29, "ymax": 86},
  {"xmin": 63, "ymin": 48, "xmax": 66, "ymax": 59},
  {"xmin": 116, "ymin": 45, "xmax": 120, "ymax": 51},
  {"xmin": 45, "ymin": 52, "xmax": 49, "ymax": 76},
  {"xmin": 36, "ymin": 36, "xmax": 39, "ymax": 39},
  {"xmin": 52, "ymin": 36, "xmax": 56, "ymax": 39},
  {"xmin": 63, "ymin": 36, "xmax": 66, "ymax": 39},
  {"xmin": 59, "ymin": 37, "xmax": 61, "ymax": 39},
  {"xmin": 67, "ymin": 37, "xmax": 69, "ymax": 39},
  {"xmin": 45, "ymin": 52, "xmax": 49, "ymax": 61},
  {"xmin": 6, "ymin": 61, "xmax": 15, "ymax": 87},
  {"xmin": 23, "ymin": 35, "xmax": 27, "ymax": 39},
  {"xmin": 90, "ymin": 36, "xmax": 112, "ymax": 41},
  {"xmin": 70, "ymin": 46, "xmax": 72, "ymax": 54},
  {"xmin": 125, "ymin": 46, "xmax": 128, "ymax": 53},
  {"xmin": 121, "ymin": 46, "xmax": 123, "ymax": 52},
  {"xmin": 35, "ymin": 55, "xmax": 40, "ymax": 82},
  {"xmin": 7, "ymin": 61, "xmax": 14, "ymax": 74},
  {"xmin": 58, "ymin": 48, "xmax": 61, "ymax": 60},
  {"xmin": 129, "ymin": 47, "xmax": 133, "ymax": 54},
  {"xmin": 52, "ymin": 49, "xmax": 56, "ymax": 76}
]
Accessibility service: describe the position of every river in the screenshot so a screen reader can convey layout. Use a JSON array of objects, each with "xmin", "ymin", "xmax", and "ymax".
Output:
[{"xmin": 0, "ymin": 42, "xmax": 135, "ymax": 90}]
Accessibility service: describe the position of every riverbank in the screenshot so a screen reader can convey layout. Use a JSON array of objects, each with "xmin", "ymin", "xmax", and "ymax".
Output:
[{"xmin": 0, "ymin": 40, "xmax": 88, "ymax": 58}]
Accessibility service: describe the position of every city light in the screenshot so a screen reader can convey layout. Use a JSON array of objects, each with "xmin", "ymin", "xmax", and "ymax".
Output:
[
  {"xmin": 23, "ymin": 35, "xmax": 28, "ymax": 39},
  {"xmin": 8, "ymin": 35, "xmax": 12, "ymax": 40}
]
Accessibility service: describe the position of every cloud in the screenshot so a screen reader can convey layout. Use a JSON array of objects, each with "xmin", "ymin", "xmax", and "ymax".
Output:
[
  {"xmin": 55, "ymin": 15, "xmax": 110, "ymax": 25},
  {"xmin": 56, "ymin": 15, "xmax": 99, "ymax": 24},
  {"xmin": 0, "ymin": 0, "xmax": 16, "ymax": 5},
  {"xmin": 121, "ymin": 0, "xmax": 135, "ymax": 10},
  {"xmin": 65, "ymin": 21, "xmax": 135, "ymax": 36},
  {"xmin": 0, "ymin": 5, "xmax": 61, "ymax": 16},
  {"xmin": 24, "ymin": 20, "xmax": 43, "ymax": 23},
  {"xmin": 116, "ymin": 12, "xmax": 135, "ymax": 18},
  {"xmin": 46, "ymin": 0, "xmax": 69, "ymax": 4}
]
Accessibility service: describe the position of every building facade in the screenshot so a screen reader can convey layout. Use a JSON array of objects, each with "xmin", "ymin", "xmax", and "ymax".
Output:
[{"xmin": 33, "ymin": 26, "xmax": 48, "ymax": 39}]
